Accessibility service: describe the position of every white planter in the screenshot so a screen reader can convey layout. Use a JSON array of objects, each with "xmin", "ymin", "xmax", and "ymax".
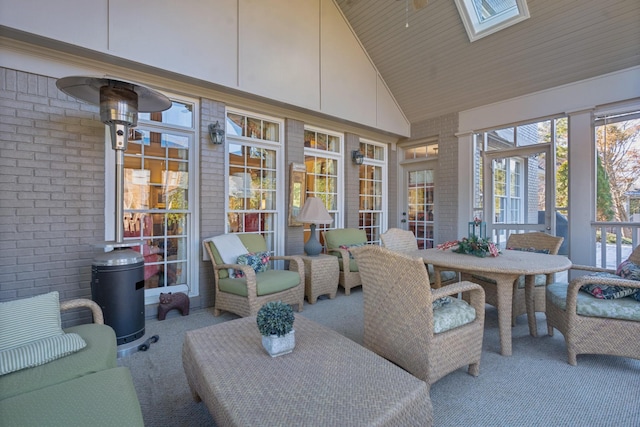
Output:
[{"xmin": 261, "ymin": 329, "xmax": 295, "ymax": 357}]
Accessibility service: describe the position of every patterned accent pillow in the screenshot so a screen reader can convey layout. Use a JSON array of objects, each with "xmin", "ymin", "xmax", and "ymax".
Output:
[
  {"xmin": 616, "ymin": 259, "xmax": 640, "ymax": 301},
  {"xmin": 432, "ymin": 296, "xmax": 453, "ymax": 310},
  {"xmin": 234, "ymin": 252, "xmax": 271, "ymax": 278},
  {"xmin": 580, "ymin": 272, "xmax": 638, "ymax": 299},
  {"xmin": 616, "ymin": 259, "xmax": 640, "ymax": 281},
  {"xmin": 508, "ymin": 247, "xmax": 550, "ymax": 254},
  {"xmin": 338, "ymin": 243, "xmax": 367, "ymax": 259}
]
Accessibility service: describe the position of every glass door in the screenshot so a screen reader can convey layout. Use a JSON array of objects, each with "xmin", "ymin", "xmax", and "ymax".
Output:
[
  {"xmin": 403, "ymin": 164, "xmax": 437, "ymax": 249},
  {"xmin": 483, "ymin": 145, "xmax": 554, "ymax": 248}
]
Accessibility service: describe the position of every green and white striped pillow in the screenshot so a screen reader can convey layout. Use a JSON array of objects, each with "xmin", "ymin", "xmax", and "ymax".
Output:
[
  {"xmin": 0, "ymin": 333, "xmax": 87, "ymax": 375},
  {"xmin": 0, "ymin": 291, "xmax": 63, "ymax": 351}
]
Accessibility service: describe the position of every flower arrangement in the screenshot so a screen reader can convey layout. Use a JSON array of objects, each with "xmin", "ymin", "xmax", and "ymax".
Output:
[
  {"xmin": 256, "ymin": 301, "xmax": 295, "ymax": 337},
  {"xmin": 437, "ymin": 235, "xmax": 500, "ymax": 258}
]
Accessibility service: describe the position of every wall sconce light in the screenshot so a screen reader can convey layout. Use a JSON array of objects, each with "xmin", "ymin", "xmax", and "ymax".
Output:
[
  {"xmin": 351, "ymin": 150, "xmax": 364, "ymax": 165},
  {"xmin": 209, "ymin": 121, "xmax": 225, "ymax": 144}
]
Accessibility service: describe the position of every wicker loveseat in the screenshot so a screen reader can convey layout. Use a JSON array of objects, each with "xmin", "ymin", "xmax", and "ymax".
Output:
[
  {"xmin": 546, "ymin": 248, "xmax": 640, "ymax": 366},
  {"xmin": 0, "ymin": 292, "xmax": 144, "ymax": 426}
]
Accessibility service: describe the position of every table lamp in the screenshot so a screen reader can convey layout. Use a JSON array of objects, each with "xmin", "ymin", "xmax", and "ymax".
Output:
[{"xmin": 296, "ymin": 197, "xmax": 333, "ymax": 256}]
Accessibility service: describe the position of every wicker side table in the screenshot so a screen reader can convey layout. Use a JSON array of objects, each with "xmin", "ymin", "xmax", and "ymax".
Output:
[{"xmin": 300, "ymin": 254, "xmax": 339, "ymax": 304}]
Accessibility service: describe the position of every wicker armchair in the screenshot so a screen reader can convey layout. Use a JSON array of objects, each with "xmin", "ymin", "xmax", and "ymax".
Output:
[
  {"xmin": 351, "ymin": 245, "xmax": 485, "ymax": 387},
  {"xmin": 322, "ymin": 228, "xmax": 367, "ymax": 295},
  {"xmin": 546, "ymin": 246, "xmax": 640, "ymax": 365},
  {"xmin": 381, "ymin": 228, "xmax": 458, "ymax": 287},
  {"xmin": 203, "ymin": 234, "xmax": 305, "ymax": 317},
  {"xmin": 464, "ymin": 231, "xmax": 563, "ymax": 326}
]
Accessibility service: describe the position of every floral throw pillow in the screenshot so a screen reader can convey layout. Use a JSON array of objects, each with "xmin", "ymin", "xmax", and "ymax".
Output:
[
  {"xmin": 338, "ymin": 243, "xmax": 367, "ymax": 259},
  {"xmin": 234, "ymin": 252, "xmax": 270, "ymax": 278},
  {"xmin": 616, "ymin": 259, "xmax": 640, "ymax": 301},
  {"xmin": 616, "ymin": 259, "xmax": 640, "ymax": 281},
  {"xmin": 579, "ymin": 272, "xmax": 638, "ymax": 299}
]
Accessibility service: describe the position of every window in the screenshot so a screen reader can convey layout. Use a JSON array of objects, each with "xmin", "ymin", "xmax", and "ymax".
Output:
[
  {"xmin": 404, "ymin": 143, "xmax": 439, "ymax": 160},
  {"xmin": 493, "ymin": 158, "xmax": 522, "ymax": 224},
  {"xmin": 116, "ymin": 98, "xmax": 197, "ymax": 304},
  {"xmin": 454, "ymin": 0, "xmax": 530, "ymax": 42},
  {"xmin": 225, "ymin": 110, "xmax": 284, "ymax": 255},
  {"xmin": 303, "ymin": 127, "xmax": 343, "ymax": 244},
  {"xmin": 358, "ymin": 140, "xmax": 387, "ymax": 244}
]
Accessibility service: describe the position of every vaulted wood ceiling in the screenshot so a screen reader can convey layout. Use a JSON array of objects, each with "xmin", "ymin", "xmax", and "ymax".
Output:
[{"xmin": 334, "ymin": 0, "xmax": 640, "ymax": 124}]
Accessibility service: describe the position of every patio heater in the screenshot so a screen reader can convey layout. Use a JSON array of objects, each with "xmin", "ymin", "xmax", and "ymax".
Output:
[{"xmin": 56, "ymin": 76, "xmax": 171, "ymax": 357}]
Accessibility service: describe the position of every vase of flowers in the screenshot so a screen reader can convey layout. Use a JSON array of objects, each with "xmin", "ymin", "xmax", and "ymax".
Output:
[
  {"xmin": 256, "ymin": 301, "xmax": 295, "ymax": 357},
  {"xmin": 437, "ymin": 235, "xmax": 500, "ymax": 258}
]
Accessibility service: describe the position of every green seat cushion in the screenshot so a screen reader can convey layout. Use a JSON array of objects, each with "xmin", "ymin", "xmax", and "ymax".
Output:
[
  {"xmin": 324, "ymin": 228, "xmax": 367, "ymax": 250},
  {"xmin": 218, "ymin": 270, "xmax": 301, "ymax": 297},
  {"xmin": 0, "ymin": 323, "xmax": 117, "ymax": 400},
  {"xmin": 433, "ymin": 298, "xmax": 477, "ymax": 334},
  {"xmin": 238, "ymin": 233, "xmax": 268, "ymax": 252},
  {"xmin": 547, "ymin": 282, "xmax": 640, "ymax": 321},
  {"xmin": 0, "ymin": 367, "xmax": 144, "ymax": 427},
  {"xmin": 336, "ymin": 257, "xmax": 360, "ymax": 273}
]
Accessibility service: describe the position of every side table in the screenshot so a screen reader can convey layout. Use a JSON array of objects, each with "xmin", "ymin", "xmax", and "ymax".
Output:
[{"xmin": 299, "ymin": 254, "xmax": 339, "ymax": 304}]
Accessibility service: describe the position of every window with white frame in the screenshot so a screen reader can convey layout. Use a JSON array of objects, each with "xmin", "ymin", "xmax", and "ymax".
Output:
[
  {"xmin": 358, "ymin": 140, "xmax": 387, "ymax": 244},
  {"xmin": 116, "ymin": 97, "xmax": 197, "ymax": 304},
  {"xmin": 225, "ymin": 110, "xmax": 284, "ymax": 255},
  {"xmin": 303, "ymin": 127, "xmax": 343, "ymax": 247},
  {"xmin": 493, "ymin": 158, "xmax": 522, "ymax": 224}
]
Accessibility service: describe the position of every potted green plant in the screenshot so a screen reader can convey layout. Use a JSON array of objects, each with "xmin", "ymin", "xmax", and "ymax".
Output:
[{"xmin": 256, "ymin": 301, "xmax": 295, "ymax": 357}]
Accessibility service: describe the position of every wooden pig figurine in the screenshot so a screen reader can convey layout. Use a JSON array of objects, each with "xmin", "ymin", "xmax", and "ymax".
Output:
[{"xmin": 157, "ymin": 292, "xmax": 190, "ymax": 320}]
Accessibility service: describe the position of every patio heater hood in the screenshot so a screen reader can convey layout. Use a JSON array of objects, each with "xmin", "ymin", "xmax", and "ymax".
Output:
[{"xmin": 56, "ymin": 76, "xmax": 171, "ymax": 245}]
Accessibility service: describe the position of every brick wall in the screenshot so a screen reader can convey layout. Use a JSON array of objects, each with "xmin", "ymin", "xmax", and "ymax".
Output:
[
  {"xmin": 411, "ymin": 112, "xmax": 460, "ymax": 243},
  {"xmin": 344, "ymin": 133, "xmax": 361, "ymax": 228},
  {"xmin": 0, "ymin": 68, "xmax": 106, "ymax": 325},
  {"xmin": 197, "ymin": 97, "xmax": 226, "ymax": 310},
  {"xmin": 284, "ymin": 118, "xmax": 306, "ymax": 256}
]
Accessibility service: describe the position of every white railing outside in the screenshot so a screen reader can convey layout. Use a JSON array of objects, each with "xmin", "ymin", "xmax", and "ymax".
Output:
[{"xmin": 592, "ymin": 221, "xmax": 639, "ymax": 269}]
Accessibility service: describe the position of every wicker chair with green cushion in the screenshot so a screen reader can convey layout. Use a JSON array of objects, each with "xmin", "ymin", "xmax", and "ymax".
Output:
[
  {"xmin": 203, "ymin": 233, "xmax": 305, "ymax": 317},
  {"xmin": 323, "ymin": 228, "xmax": 368, "ymax": 295},
  {"xmin": 351, "ymin": 245, "xmax": 485, "ymax": 387},
  {"xmin": 381, "ymin": 228, "xmax": 458, "ymax": 287},
  {"xmin": 463, "ymin": 231, "xmax": 563, "ymax": 326},
  {"xmin": 546, "ymin": 245, "xmax": 640, "ymax": 366}
]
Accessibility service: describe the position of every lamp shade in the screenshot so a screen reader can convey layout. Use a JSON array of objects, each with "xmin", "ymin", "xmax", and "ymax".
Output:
[{"xmin": 296, "ymin": 197, "xmax": 333, "ymax": 225}]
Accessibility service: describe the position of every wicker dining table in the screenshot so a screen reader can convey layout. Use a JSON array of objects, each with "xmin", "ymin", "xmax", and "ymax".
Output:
[{"xmin": 407, "ymin": 248, "xmax": 572, "ymax": 356}]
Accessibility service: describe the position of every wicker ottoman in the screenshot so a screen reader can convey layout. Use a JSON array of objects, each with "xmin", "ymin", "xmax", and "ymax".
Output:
[{"xmin": 182, "ymin": 315, "xmax": 433, "ymax": 427}]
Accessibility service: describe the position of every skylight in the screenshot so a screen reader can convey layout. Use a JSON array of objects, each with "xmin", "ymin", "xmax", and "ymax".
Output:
[{"xmin": 454, "ymin": 0, "xmax": 530, "ymax": 42}]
